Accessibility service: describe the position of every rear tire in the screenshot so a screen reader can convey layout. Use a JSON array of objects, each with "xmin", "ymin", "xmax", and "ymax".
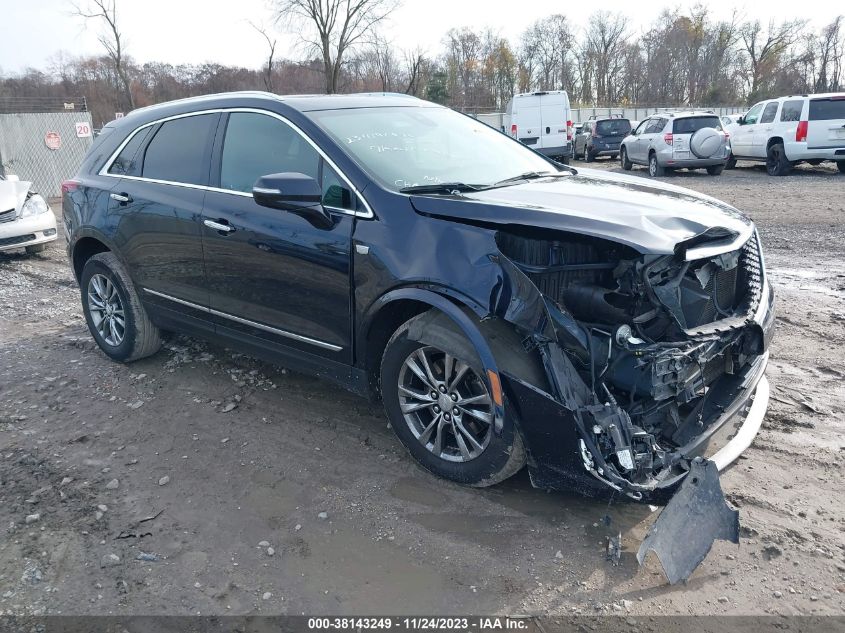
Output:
[
  {"xmin": 837, "ymin": 161, "xmax": 845, "ymax": 174},
  {"xmin": 707, "ymin": 165, "xmax": 725, "ymax": 176},
  {"xmin": 380, "ymin": 313, "xmax": 525, "ymax": 487},
  {"xmin": 25, "ymin": 244, "xmax": 48, "ymax": 255},
  {"xmin": 766, "ymin": 143, "xmax": 792, "ymax": 176},
  {"xmin": 648, "ymin": 153, "xmax": 665, "ymax": 177},
  {"xmin": 80, "ymin": 252, "xmax": 162, "ymax": 363},
  {"xmin": 621, "ymin": 147, "xmax": 632, "ymax": 171}
]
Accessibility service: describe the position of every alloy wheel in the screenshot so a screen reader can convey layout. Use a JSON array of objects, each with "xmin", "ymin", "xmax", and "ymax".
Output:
[
  {"xmin": 87, "ymin": 273, "xmax": 125, "ymax": 346},
  {"xmin": 397, "ymin": 346, "xmax": 493, "ymax": 463}
]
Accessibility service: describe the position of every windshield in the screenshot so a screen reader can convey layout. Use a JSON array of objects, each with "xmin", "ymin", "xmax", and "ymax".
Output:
[
  {"xmin": 595, "ymin": 119, "xmax": 631, "ymax": 136},
  {"xmin": 309, "ymin": 106, "xmax": 560, "ymax": 192},
  {"xmin": 673, "ymin": 116, "xmax": 722, "ymax": 134}
]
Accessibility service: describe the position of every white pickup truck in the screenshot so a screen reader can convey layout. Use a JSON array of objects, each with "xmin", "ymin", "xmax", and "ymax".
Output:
[{"xmin": 729, "ymin": 93, "xmax": 845, "ymax": 175}]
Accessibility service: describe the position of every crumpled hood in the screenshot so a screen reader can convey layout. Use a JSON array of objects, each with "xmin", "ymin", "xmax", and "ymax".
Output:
[
  {"xmin": 0, "ymin": 179, "xmax": 32, "ymax": 214},
  {"xmin": 409, "ymin": 168, "xmax": 753, "ymax": 254}
]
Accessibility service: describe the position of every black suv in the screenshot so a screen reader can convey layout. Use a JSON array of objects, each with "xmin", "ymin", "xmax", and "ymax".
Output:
[
  {"xmin": 64, "ymin": 92, "xmax": 774, "ymax": 504},
  {"xmin": 574, "ymin": 116, "xmax": 632, "ymax": 161}
]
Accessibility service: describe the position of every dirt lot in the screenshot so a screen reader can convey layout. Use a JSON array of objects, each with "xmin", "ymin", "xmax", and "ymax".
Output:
[{"xmin": 1, "ymin": 161, "xmax": 844, "ymax": 617}]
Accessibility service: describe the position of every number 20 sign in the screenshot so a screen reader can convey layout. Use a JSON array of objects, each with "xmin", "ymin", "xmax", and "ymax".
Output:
[{"xmin": 75, "ymin": 122, "xmax": 92, "ymax": 138}]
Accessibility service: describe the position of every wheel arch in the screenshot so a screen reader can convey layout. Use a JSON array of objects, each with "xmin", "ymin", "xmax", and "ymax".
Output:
[
  {"xmin": 361, "ymin": 286, "xmax": 507, "ymax": 432},
  {"xmin": 766, "ymin": 136, "xmax": 785, "ymax": 151},
  {"xmin": 71, "ymin": 234, "xmax": 112, "ymax": 283}
]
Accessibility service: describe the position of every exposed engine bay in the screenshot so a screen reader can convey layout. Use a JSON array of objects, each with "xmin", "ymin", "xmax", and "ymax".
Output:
[{"xmin": 495, "ymin": 226, "xmax": 771, "ymax": 499}]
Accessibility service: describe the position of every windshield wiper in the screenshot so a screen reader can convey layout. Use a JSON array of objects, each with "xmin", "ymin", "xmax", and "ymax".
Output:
[
  {"xmin": 399, "ymin": 182, "xmax": 482, "ymax": 194},
  {"xmin": 489, "ymin": 170, "xmax": 570, "ymax": 188}
]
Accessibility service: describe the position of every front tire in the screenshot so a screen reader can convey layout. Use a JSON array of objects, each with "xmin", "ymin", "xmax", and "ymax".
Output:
[
  {"xmin": 707, "ymin": 164, "xmax": 725, "ymax": 176},
  {"xmin": 837, "ymin": 161, "xmax": 845, "ymax": 174},
  {"xmin": 725, "ymin": 155, "xmax": 737, "ymax": 169},
  {"xmin": 621, "ymin": 147, "xmax": 632, "ymax": 171},
  {"xmin": 380, "ymin": 314, "xmax": 525, "ymax": 487},
  {"xmin": 766, "ymin": 143, "xmax": 792, "ymax": 176},
  {"xmin": 25, "ymin": 244, "xmax": 48, "ymax": 255},
  {"xmin": 648, "ymin": 153, "xmax": 665, "ymax": 177},
  {"xmin": 80, "ymin": 252, "xmax": 162, "ymax": 362}
]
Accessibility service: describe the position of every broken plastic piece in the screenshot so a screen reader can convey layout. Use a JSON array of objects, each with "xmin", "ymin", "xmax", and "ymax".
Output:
[{"xmin": 637, "ymin": 458, "xmax": 739, "ymax": 584}]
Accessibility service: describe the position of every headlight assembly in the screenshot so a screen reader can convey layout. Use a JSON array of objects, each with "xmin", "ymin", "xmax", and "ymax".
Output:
[{"xmin": 20, "ymin": 194, "xmax": 50, "ymax": 217}]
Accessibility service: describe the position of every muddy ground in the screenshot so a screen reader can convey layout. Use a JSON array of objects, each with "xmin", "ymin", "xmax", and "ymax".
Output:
[{"xmin": 1, "ymin": 160, "xmax": 843, "ymax": 617}]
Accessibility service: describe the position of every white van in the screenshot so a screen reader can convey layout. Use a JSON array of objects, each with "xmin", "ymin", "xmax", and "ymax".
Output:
[{"xmin": 505, "ymin": 91, "xmax": 573, "ymax": 163}]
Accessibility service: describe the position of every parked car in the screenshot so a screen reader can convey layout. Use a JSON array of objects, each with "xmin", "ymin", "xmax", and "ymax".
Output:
[
  {"xmin": 505, "ymin": 90, "xmax": 573, "ymax": 162},
  {"xmin": 621, "ymin": 111, "xmax": 730, "ymax": 176},
  {"xmin": 63, "ymin": 93, "xmax": 773, "ymax": 517},
  {"xmin": 574, "ymin": 116, "xmax": 631, "ymax": 161},
  {"xmin": 0, "ymin": 174, "xmax": 57, "ymax": 255},
  {"xmin": 721, "ymin": 113, "xmax": 742, "ymax": 136},
  {"xmin": 729, "ymin": 93, "xmax": 845, "ymax": 175}
]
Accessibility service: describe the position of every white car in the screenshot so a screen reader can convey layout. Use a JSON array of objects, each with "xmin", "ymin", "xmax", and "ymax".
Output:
[
  {"xmin": 0, "ymin": 175, "xmax": 57, "ymax": 254},
  {"xmin": 729, "ymin": 93, "xmax": 845, "ymax": 175},
  {"xmin": 720, "ymin": 114, "xmax": 742, "ymax": 137},
  {"xmin": 505, "ymin": 90, "xmax": 573, "ymax": 162}
]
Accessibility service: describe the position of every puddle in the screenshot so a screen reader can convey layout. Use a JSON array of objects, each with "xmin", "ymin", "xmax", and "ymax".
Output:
[{"xmin": 767, "ymin": 267, "xmax": 845, "ymax": 299}]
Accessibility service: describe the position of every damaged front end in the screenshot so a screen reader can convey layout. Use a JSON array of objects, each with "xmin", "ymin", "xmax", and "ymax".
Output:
[
  {"xmin": 493, "ymin": 225, "xmax": 773, "ymax": 499},
  {"xmin": 490, "ymin": 224, "xmax": 774, "ymax": 581}
]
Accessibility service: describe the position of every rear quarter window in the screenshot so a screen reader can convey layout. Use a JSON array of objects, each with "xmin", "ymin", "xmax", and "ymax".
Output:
[
  {"xmin": 673, "ymin": 116, "xmax": 722, "ymax": 134},
  {"xmin": 809, "ymin": 98, "xmax": 845, "ymax": 121},
  {"xmin": 780, "ymin": 100, "xmax": 804, "ymax": 122},
  {"xmin": 108, "ymin": 127, "xmax": 152, "ymax": 176}
]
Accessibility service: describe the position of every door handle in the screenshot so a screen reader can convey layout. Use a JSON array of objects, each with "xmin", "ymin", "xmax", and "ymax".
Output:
[
  {"xmin": 203, "ymin": 219, "xmax": 235, "ymax": 233},
  {"xmin": 110, "ymin": 192, "xmax": 132, "ymax": 204}
]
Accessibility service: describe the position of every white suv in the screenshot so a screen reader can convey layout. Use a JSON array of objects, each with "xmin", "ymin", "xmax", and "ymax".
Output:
[{"xmin": 729, "ymin": 93, "xmax": 845, "ymax": 176}]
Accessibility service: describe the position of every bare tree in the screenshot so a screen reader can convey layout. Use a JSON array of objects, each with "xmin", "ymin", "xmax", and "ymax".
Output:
[
  {"xmin": 275, "ymin": 0, "xmax": 399, "ymax": 94},
  {"xmin": 740, "ymin": 18, "xmax": 806, "ymax": 101},
  {"xmin": 402, "ymin": 47, "xmax": 427, "ymax": 95},
  {"xmin": 71, "ymin": 0, "xmax": 134, "ymax": 110},
  {"xmin": 249, "ymin": 22, "xmax": 278, "ymax": 92},
  {"xmin": 584, "ymin": 11, "xmax": 630, "ymax": 104}
]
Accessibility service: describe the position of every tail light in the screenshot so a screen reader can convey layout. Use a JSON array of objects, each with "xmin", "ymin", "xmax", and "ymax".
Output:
[
  {"xmin": 724, "ymin": 132, "xmax": 730, "ymax": 140},
  {"xmin": 61, "ymin": 179, "xmax": 80, "ymax": 194},
  {"xmin": 511, "ymin": 124, "xmax": 518, "ymax": 139},
  {"xmin": 796, "ymin": 120, "xmax": 808, "ymax": 142},
  {"xmin": 663, "ymin": 133, "xmax": 673, "ymax": 145},
  {"xmin": 566, "ymin": 120, "xmax": 573, "ymax": 140}
]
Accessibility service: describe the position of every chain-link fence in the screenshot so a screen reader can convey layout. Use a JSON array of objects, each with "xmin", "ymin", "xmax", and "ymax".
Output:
[{"xmin": 0, "ymin": 111, "xmax": 95, "ymax": 198}]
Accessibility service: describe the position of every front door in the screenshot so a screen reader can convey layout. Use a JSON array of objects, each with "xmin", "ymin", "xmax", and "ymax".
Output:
[
  {"xmin": 200, "ymin": 111, "xmax": 355, "ymax": 362},
  {"xmin": 732, "ymin": 102, "xmax": 763, "ymax": 157},
  {"xmin": 755, "ymin": 101, "xmax": 780, "ymax": 158}
]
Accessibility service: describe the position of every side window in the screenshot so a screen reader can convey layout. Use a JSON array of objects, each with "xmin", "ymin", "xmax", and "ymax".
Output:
[
  {"xmin": 760, "ymin": 102, "xmax": 779, "ymax": 124},
  {"xmin": 321, "ymin": 163, "xmax": 354, "ymax": 211},
  {"xmin": 220, "ymin": 112, "xmax": 320, "ymax": 193},
  {"xmin": 633, "ymin": 120, "xmax": 648, "ymax": 135},
  {"xmin": 780, "ymin": 100, "xmax": 803, "ymax": 122},
  {"xmin": 142, "ymin": 114, "xmax": 216, "ymax": 185},
  {"xmin": 645, "ymin": 118, "xmax": 664, "ymax": 134},
  {"xmin": 108, "ymin": 127, "xmax": 152, "ymax": 176},
  {"xmin": 744, "ymin": 103, "xmax": 764, "ymax": 125}
]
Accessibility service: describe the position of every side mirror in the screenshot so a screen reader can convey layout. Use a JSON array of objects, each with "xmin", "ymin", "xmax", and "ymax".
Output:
[
  {"xmin": 252, "ymin": 172, "xmax": 333, "ymax": 230},
  {"xmin": 737, "ymin": 116, "xmax": 745, "ymax": 125}
]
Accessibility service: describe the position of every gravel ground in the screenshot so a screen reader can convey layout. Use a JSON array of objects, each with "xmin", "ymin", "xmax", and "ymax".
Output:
[{"xmin": 0, "ymin": 160, "xmax": 843, "ymax": 617}]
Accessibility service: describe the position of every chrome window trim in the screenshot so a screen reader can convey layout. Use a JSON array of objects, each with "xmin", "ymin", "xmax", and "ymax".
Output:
[
  {"xmin": 97, "ymin": 107, "xmax": 374, "ymax": 219},
  {"xmin": 143, "ymin": 288, "xmax": 343, "ymax": 352}
]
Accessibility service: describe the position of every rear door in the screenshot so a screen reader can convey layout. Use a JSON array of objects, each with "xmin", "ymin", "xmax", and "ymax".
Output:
[
  {"xmin": 539, "ymin": 93, "xmax": 569, "ymax": 153},
  {"xmin": 515, "ymin": 96, "xmax": 541, "ymax": 148},
  {"xmin": 104, "ymin": 113, "xmax": 217, "ymax": 316},
  {"xmin": 595, "ymin": 118, "xmax": 631, "ymax": 152},
  {"xmin": 806, "ymin": 95, "xmax": 845, "ymax": 149},
  {"xmin": 672, "ymin": 115, "xmax": 723, "ymax": 160}
]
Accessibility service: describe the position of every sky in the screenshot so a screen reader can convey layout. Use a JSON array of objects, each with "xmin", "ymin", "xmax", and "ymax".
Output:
[{"xmin": 1, "ymin": 0, "xmax": 843, "ymax": 75}]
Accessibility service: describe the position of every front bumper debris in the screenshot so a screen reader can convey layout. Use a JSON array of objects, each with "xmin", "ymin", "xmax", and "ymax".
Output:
[{"xmin": 637, "ymin": 458, "xmax": 739, "ymax": 584}]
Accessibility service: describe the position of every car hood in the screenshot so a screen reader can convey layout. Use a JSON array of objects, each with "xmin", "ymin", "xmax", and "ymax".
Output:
[
  {"xmin": 0, "ymin": 179, "xmax": 32, "ymax": 214},
  {"xmin": 409, "ymin": 168, "xmax": 753, "ymax": 254}
]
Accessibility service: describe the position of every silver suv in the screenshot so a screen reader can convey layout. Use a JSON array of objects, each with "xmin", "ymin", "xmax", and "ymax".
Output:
[{"xmin": 620, "ymin": 111, "xmax": 729, "ymax": 177}]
